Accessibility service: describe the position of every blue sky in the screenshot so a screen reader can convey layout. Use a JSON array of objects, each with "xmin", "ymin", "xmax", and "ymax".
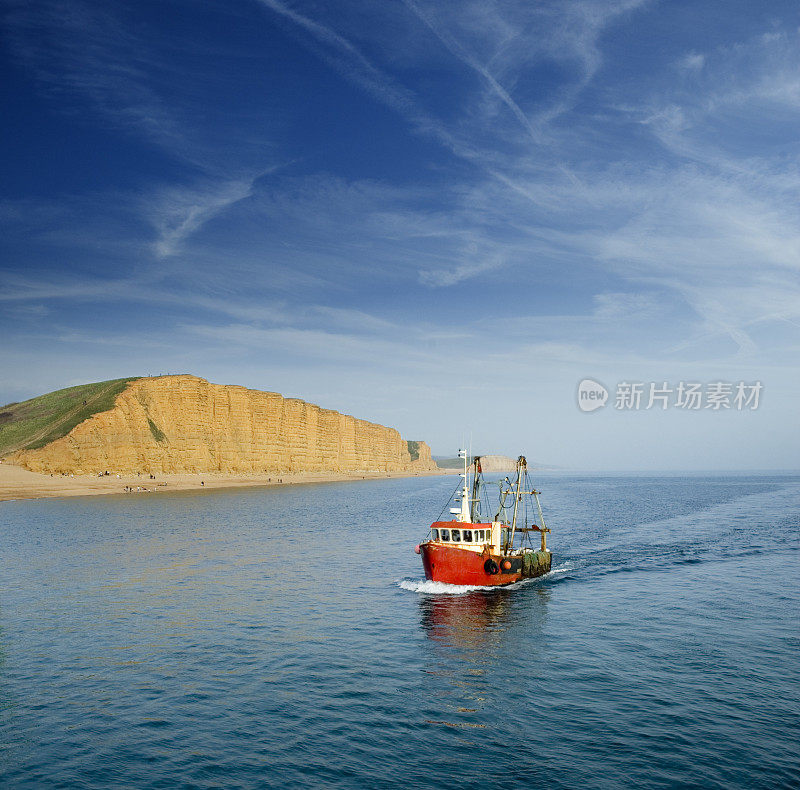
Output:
[{"xmin": 2, "ymin": 0, "xmax": 799, "ymax": 470}]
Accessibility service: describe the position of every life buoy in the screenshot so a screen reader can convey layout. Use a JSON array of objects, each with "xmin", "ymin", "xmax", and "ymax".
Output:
[{"xmin": 484, "ymin": 558, "xmax": 499, "ymax": 575}]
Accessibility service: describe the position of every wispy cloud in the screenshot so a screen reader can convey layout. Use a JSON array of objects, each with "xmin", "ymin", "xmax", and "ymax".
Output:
[
  {"xmin": 2, "ymin": 0, "xmax": 284, "ymax": 176},
  {"xmin": 148, "ymin": 177, "xmax": 258, "ymax": 258},
  {"xmin": 677, "ymin": 52, "xmax": 705, "ymax": 71},
  {"xmin": 402, "ymin": 0, "xmax": 545, "ymax": 144},
  {"xmin": 256, "ymin": 0, "xmax": 424, "ymax": 130},
  {"xmin": 4, "ymin": 0, "xmax": 186, "ymax": 154}
]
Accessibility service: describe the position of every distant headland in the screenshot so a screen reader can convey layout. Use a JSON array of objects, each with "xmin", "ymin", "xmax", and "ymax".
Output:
[{"xmin": 434, "ymin": 454, "xmax": 556, "ymax": 472}]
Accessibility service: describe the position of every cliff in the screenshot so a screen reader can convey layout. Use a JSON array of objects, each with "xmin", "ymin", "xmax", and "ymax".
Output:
[
  {"xmin": 10, "ymin": 375, "xmax": 437, "ymax": 476},
  {"xmin": 406, "ymin": 439, "xmax": 434, "ymax": 468}
]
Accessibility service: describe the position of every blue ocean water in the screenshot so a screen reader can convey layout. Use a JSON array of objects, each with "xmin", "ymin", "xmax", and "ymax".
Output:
[{"xmin": 1, "ymin": 474, "xmax": 798, "ymax": 789}]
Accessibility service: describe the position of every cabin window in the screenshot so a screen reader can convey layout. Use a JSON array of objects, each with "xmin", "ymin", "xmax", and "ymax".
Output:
[
  {"xmin": 431, "ymin": 528, "xmax": 439, "ymax": 541},
  {"xmin": 478, "ymin": 529, "xmax": 485, "ymax": 541},
  {"xmin": 440, "ymin": 528, "xmax": 450, "ymax": 541},
  {"xmin": 451, "ymin": 529, "xmax": 461, "ymax": 542},
  {"xmin": 462, "ymin": 529, "xmax": 473, "ymax": 542}
]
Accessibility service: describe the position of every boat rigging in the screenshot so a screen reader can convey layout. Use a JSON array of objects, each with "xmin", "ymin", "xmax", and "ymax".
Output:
[{"xmin": 415, "ymin": 450, "xmax": 552, "ymax": 586}]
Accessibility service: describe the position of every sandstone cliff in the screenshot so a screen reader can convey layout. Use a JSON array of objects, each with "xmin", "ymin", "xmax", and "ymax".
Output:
[{"xmin": 12, "ymin": 375, "xmax": 437, "ymax": 476}]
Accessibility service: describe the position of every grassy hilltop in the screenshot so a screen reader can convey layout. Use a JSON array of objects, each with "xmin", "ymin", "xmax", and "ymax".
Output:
[{"xmin": 0, "ymin": 378, "xmax": 139, "ymax": 457}]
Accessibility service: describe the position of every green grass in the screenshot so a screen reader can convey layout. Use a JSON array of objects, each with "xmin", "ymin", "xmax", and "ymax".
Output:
[
  {"xmin": 147, "ymin": 418, "xmax": 167, "ymax": 443},
  {"xmin": 406, "ymin": 440, "xmax": 420, "ymax": 461},
  {"xmin": 0, "ymin": 377, "xmax": 140, "ymax": 456},
  {"xmin": 433, "ymin": 456, "xmax": 464, "ymax": 469},
  {"xmin": 433, "ymin": 455, "xmax": 488, "ymax": 469}
]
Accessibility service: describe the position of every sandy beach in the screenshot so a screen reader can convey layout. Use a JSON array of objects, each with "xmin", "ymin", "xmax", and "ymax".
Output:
[{"xmin": 0, "ymin": 462, "xmax": 452, "ymax": 502}]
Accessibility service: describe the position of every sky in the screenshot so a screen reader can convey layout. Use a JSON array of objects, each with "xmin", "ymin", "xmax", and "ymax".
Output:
[{"xmin": 1, "ymin": 0, "xmax": 799, "ymax": 471}]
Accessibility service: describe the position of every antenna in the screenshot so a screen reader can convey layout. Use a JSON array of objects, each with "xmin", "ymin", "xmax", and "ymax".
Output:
[{"xmin": 451, "ymin": 447, "xmax": 470, "ymax": 522}]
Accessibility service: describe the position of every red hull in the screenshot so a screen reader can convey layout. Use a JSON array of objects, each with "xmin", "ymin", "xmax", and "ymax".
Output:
[{"xmin": 420, "ymin": 542, "xmax": 522, "ymax": 587}]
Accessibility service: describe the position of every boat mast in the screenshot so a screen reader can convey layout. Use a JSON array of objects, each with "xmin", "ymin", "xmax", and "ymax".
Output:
[
  {"xmin": 448, "ymin": 448, "xmax": 471, "ymax": 522},
  {"xmin": 459, "ymin": 448, "xmax": 470, "ymax": 522},
  {"xmin": 470, "ymin": 455, "xmax": 482, "ymax": 522},
  {"xmin": 507, "ymin": 455, "xmax": 526, "ymax": 552}
]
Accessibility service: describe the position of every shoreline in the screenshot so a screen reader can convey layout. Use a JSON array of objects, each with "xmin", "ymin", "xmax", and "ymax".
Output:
[{"xmin": 0, "ymin": 463, "xmax": 453, "ymax": 503}]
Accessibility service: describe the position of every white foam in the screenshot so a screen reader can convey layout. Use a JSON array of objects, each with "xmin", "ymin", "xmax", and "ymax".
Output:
[
  {"xmin": 397, "ymin": 572, "xmax": 555, "ymax": 595},
  {"xmin": 548, "ymin": 562, "xmax": 574, "ymax": 575},
  {"xmin": 398, "ymin": 578, "xmax": 484, "ymax": 595}
]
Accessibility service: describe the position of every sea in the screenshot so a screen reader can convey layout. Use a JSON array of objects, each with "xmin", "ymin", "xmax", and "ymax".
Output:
[{"xmin": 1, "ymin": 473, "xmax": 798, "ymax": 789}]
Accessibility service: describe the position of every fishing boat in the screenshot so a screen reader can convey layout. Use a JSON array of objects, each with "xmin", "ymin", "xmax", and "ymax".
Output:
[{"xmin": 416, "ymin": 451, "xmax": 551, "ymax": 586}]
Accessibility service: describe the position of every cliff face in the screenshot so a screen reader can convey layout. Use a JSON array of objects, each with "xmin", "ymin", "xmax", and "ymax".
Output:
[
  {"xmin": 409, "ymin": 440, "xmax": 435, "ymax": 470},
  {"xmin": 12, "ymin": 375, "xmax": 436, "ymax": 475}
]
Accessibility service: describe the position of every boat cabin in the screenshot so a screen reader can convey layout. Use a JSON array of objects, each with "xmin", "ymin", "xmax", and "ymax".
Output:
[{"xmin": 428, "ymin": 520, "xmax": 508, "ymax": 553}]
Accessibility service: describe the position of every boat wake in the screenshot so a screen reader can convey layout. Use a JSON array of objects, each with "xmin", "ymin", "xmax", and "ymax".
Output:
[
  {"xmin": 398, "ymin": 578, "xmax": 487, "ymax": 595},
  {"xmin": 397, "ymin": 563, "xmax": 573, "ymax": 596}
]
